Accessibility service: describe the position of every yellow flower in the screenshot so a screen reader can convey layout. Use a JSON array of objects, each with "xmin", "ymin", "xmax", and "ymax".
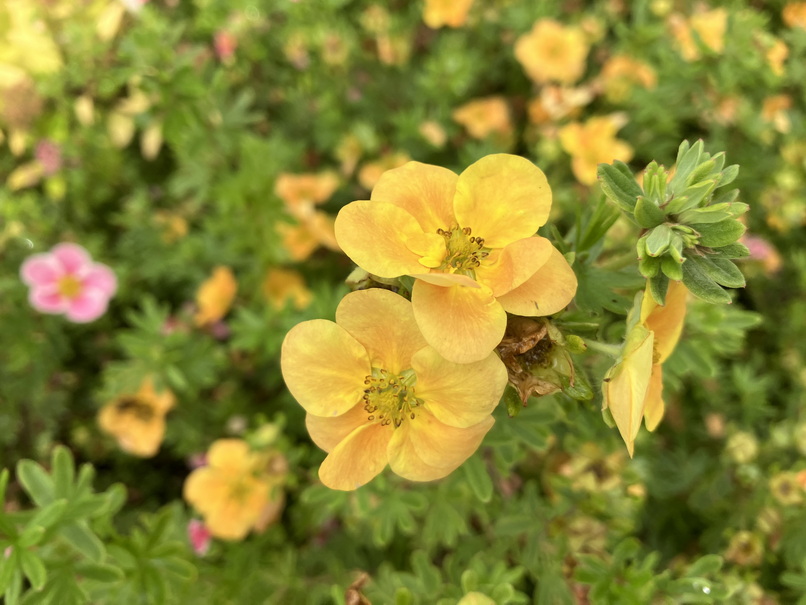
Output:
[
  {"xmin": 526, "ymin": 85, "xmax": 593, "ymax": 125},
  {"xmin": 335, "ymin": 154, "xmax": 577, "ymax": 363},
  {"xmin": 263, "ymin": 267, "xmax": 312, "ymax": 311},
  {"xmin": 770, "ymin": 472, "xmax": 803, "ymax": 506},
  {"xmin": 98, "ymin": 378, "xmax": 176, "ymax": 457},
  {"xmin": 281, "ymin": 288, "xmax": 507, "ymax": 490},
  {"xmin": 277, "ymin": 212, "xmax": 341, "ymax": 262},
  {"xmin": 0, "ymin": 0, "xmax": 63, "ymax": 82},
  {"xmin": 763, "ymin": 37, "xmax": 789, "ymax": 77},
  {"xmin": 183, "ymin": 439, "xmax": 287, "ymax": 540},
  {"xmin": 195, "ymin": 266, "xmax": 238, "ymax": 326},
  {"xmin": 358, "ymin": 151, "xmax": 410, "ymax": 190},
  {"xmin": 761, "ymin": 95, "xmax": 792, "ymax": 134},
  {"xmin": 275, "ymin": 171, "xmax": 340, "ymax": 219},
  {"xmin": 603, "ymin": 281, "xmax": 687, "ymax": 456},
  {"xmin": 783, "ymin": 2, "xmax": 806, "ymax": 28},
  {"xmin": 514, "ymin": 19, "xmax": 589, "ymax": 85},
  {"xmin": 418, "ymin": 120, "xmax": 447, "ymax": 148},
  {"xmin": 668, "ymin": 9, "xmax": 727, "ymax": 61},
  {"xmin": 423, "ymin": 0, "xmax": 474, "ymax": 29},
  {"xmin": 725, "ymin": 531, "xmax": 764, "ymax": 567},
  {"xmin": 599, "ymin": 55, "xmax": 657, "ymax": 103},
  {"xmin": 451, "ymin": 96, "xmax": 513, "ymax": 142},
  {"xmin": 558, "ymin": 115, "xmax": 633, "ymax": 186}
]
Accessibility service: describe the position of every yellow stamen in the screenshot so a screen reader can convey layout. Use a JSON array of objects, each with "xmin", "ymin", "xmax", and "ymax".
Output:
[
  {"xmin": 362, "ymin": 368, "xmax": 422, "ymax": 428},
  {"xmin": 434, "ymin": 225, "xmax": 490, "ymax": 277},
  {"xmin": 57, "ymin": 275, "xmax": 82, "ymax": 299}
]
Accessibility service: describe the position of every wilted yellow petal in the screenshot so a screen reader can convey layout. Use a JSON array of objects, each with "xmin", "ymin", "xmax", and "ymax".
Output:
[
  {"xmin": 644, "ymin": 364, "xmax": 665, "ymax": 431},
  {"xmin": 640, "ymin": 280, "xmax": 687, "ymax": 363}
]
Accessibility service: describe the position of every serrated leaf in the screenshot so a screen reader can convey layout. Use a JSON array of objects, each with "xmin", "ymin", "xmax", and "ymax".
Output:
[
  {"xmin": 597, "ymin": 162, "xmax": 642, "ymax": 213},
  {"xmin": 682, "ymin": 256, "xmax": 731, "ymax": 304},
  {"xmin": 634, "ymin": 196, "xmax": 666, "ymax": 228},
  {"xmin": 60, "ymin": 522, "xmax": 105, "ymax": 563},
  {"xmin": 16, "ymin": 461, "xmax": 55, "ymax": 507},
  {"xmin": 649, "ymin": 273, "xmax": 669, "ymax": 305},
  {"xmin": 462, "ymin": 454, "xmax": 493, "ymax": 503},
  {"xmin": 18, "ymin": 550, "xmax": 46, "ymax": 591},
  {"xmin": 691, "ymin": 219, "xmax": 746, "ymax": 247}
]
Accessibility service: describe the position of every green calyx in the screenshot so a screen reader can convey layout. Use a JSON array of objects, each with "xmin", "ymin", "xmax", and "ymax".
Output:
[{"xmin": 597, "ymin": 140, "xmax": 749, "ymax": 305}]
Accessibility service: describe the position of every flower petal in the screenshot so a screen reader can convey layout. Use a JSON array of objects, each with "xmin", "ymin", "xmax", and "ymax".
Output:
[
  {"xmin": 29, "ymin": 286, "xmax": 67, "ymax": 314},
  {"xmin": 83, "ymin": 264, "xmax": 117, "ymax": 297},
  {"xmin": 51, "ymin": 243, "xmax": 92, "ymax": 274},
  {"xmin": 335, "ymin": 289, "xmax": 427, "ymax": 373},
  {"xmin": 183, "ymin": 467, "xmax": 223, "ymax": 515},
  {"xmin": 65, "ymin": 288, "xmax": 109, "ymax": 323},
  {"xmin": 475, "ymin": 235, "xmax": 554, "ymax": 297},
  {"xmin": 335, "ymin": 201, "xmax": 444, "ymax": 278},
  {"xmin": 644, "ymin": 364, "xmax": 664, "ymax": 432},
  {"xmin": 496, "ymin": 244, "xmax": 577, "ymax": 316},
  {"xmin": 318, "ymin": 423, "xmax": 391, "ymax": 490},
  {"xmin": 305, "ymin": 404, "xmax": 369, "ymax": 453},
  {"xmin": 207, "ymin": 439, "xmax": 252, "ymax": 472},
  {"xmin": 641, "ymin": 280, "xmax": 687, "ymax": 363},
  {"xmin": 20, "ymin": 254, "xmax": 61, "ymax": 286},
  {"xmin": 453, "ymin": 154, "xmax": 551, "ymax": 248},
  {"xmin": 387, "ymin": 409, "xmax": 494, "ymax": 481},
  {"xmin": 410, "ymin": 272, "xmax": 480, "ymax": 288},
  {"xmin": 411, "ymin": 280, "xmax": 506, "ymax": 364},
  {"xmin": 281, "ymin": 320, "xmax": 371, "ymax": 417},
  {"xmin": 412, "ymin": 347, "xmax": 507, "ymax": 428},
  {"xmin": 370, "ymin": 161, "xmax": 458, "ymax": 234}
]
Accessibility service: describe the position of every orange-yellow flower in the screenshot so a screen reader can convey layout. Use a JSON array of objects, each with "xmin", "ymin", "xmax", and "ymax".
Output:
[
  {"xmin": 98, "ymin": 378, "xmax": 176, "ymax": 457},
  {"xmin": 195, "ymin": 266, "xmax": 238, "ymax": 326},
  {"xmin": 183, "ymin": 439, "xmax": 287, "ymax": 540},
  {"xmin": 281, "ymin": 289, "xmax": 507, "ymax": 490},
  {"xmin": 599, "ymin": 55, "xmax": 657, "ymax": 103},
  {"xmin": 514, "ymin": 19, "xmax": 589, "ymax": 85},
  {"xmin": 423, "ymin": 0, "xmax": 474, "ymax": 29},
  {"xmin": 275, "ymin": 171, "xmax": 340, "ymax": 219},
  {"xmin": 358, "ymin": 151, "xmax": 410, "ymax": 190},
  {"xmin": 559, "ymin": 115, "xmax": 633, "ymax": 186},
  {"xmin": 263, "ymin": 267, "xmax": 312, "ymax": 310},
  {"xmin": 783, "ymin": 2, "xmax": 806, "ymax": 28},
  {"xmin": 452, "ymin": 96, "xmax": 513, "ymax": 143},
  {"xmin": 335, "ymin": 154, "xmax": 577, "ymax": 364},
  {"xmin": 668, "ymin": 9, "xmax": 727, "ymax": 61},
  {"xmin": 762, "ymin": 95, "xmax": 792, "ymax": 134},
  {"xmin": 527, "ymin": 85, "xmax": 593, "ymax": 125},
  {"xmin": 603, "ymin": 281, "xmax": 687, "ymax": 456},
  {"xmin": 763, "ymin": 37, "xmax": 789, "ymax": 77}
]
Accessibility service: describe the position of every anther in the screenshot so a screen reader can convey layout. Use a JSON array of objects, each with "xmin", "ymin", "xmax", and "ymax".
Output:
[{"xmin": 368, "ymin": 415, "xmax": 375, "ymax": 420}]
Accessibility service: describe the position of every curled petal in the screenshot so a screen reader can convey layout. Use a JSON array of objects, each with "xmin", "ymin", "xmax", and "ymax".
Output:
[
  {"xmin": 318, "ymin": 423, "xmax": 391, "ymax": 490},
  {"xmin": 51, "ymin": 243, "xmax": 92, "ymax": 274},
  {"xmin": 335, "ymin": 289, "xmax": 427, "ymax": 373},
  {"xmin": 644, "ymin": 364, "xmax": 665, "ymax": 431},
  {"xmin": 411, "ymin": 280, "xmax": 506, "ymax": 364},
  {"xmin": 453, "ymin": 154, "xmax": 551, "ymax": 248},
  {"xmin": 412, "ymin": 347, "xmax": 507, "ymax": 428},
  {"xmin": 29, "ymin": 287, "xmax": 67, "ymax": 314},
  {"xmin": 641, "ymin": 280, "xmax": 687, "ymax": 363},
  {"xmin": 475, "ymin": 235, "xmax": 554, "ymax": 297},
  {"xmin": 409, "ymin": 272, "xmax": 480, "ymax": 289},
  {"xmin": 387, "ymin": 410, "xmax": 494, "ymax": 481},
  {"xmin": 496, "ymin": 244, "xmax": 577, "ymax": 316},
  {"xmin": 20, "ymin": 254, "xmax": 61, "ymax": 286},
  {"xmin": 65, "ymin": 289, "xmax": 109, "ymax": 323},
  {"xmin": 305, "ymin": 404, "xmax": 369, "ymax": 453},
  {"xmin": 371, "ymin": 162, "xmax": 458, "ymax": 234},
  {"xmin": 83, "ymin": 264, "xmax": 118, "ymax": 297},
  {"xmin": 281, "ymin": 320, "xmax": 371, "ymax": 417}
]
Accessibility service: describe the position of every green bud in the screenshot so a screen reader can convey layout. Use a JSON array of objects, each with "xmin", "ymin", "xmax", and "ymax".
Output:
[
  {"xmin": 634, "ymin": 195, "xmax": 666, "ymax": 228},
  {"xmin": 661, "ymin": 255, "xmax": 683, "ymax": 281},
  {"xmin": 566, "ymin": 334, "xmax": 587, "ymax": 354},
  {"xmin": 645, "ymin": 224, "xmax": 672, "ymax": 257},
  {"xmin": 639, "ymin": 255, "xmax": 661, "ymax": 278}
]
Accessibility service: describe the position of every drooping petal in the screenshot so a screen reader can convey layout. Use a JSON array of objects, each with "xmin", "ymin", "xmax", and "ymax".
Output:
[
  {"xmin": 207, "ymin": 439, "xmax": 253, "ymax": 473},
  {"xmin": 65, "ymin": 289, "xmax": 108, "ymax": 323},
  {"xmin": 335, "ymin": 201, "xmax": 444, "ymax": 278},
  {"xmin": 370, "ymin": 162, "xmax": 458, "ymax": 234},
  {"xmin": 409, "ymin": 272, "xmax": 480, "ymax": 288},
  {"xmin": 20, "ymin": 254, "xmax": 61, "ymax": 286},
  {"xmin": 412, "ymin": 347, "xmax": 507, "ymax": 428},
  {"xmin": 335, "ymin": 289, "xmax": 427, "ymax": 373},
  {"xmin": 318, "ymin": 423, "xmax": 392, "ymax": 490},
  {"xmin": 641, "ymin": 280, "xmax": 688, "ymax": 363},
  {"xmin": 496, "ymin": 244, "xmax": 577, "ymax": 316},
  {"xmin": 644, "ymin": 364, "xmax": 665, "ymax": 431},
  {"xmin": 83, "ymin": 264, "xmax": 118, "ymax": 296},
  {"xmin": 474, "ymin": 235, "xmax": 554, "ymax": 297},
  {"xmin": 51, "ymin": 243, "xmax": 92, "ymax": 274},
  {"xmin": 29, "ymin": 287, "xmax": 67, "ymax": 313},
  {"xmin": 305, "ymin": 404, "xmax": 369, "ymax": 453},
  {"xmin": 387, "ymin": 410, "xmax": 494, "ymax": 481},
  {"xmin": 453, "ymin": 154, "xmax": 552, "ymax": 248},
  {"xmin": 411, "ymin": 280, "xmax": 506, "ymax": 364},
  {"xmin": 281, "ymin": 320, "xmax": 371, "ymax": 417}
]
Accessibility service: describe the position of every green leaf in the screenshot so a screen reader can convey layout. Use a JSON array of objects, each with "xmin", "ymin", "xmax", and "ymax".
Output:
[
  {"xmin": 661, "ymin": 255, "xmax": 683, "ymax": 281},
  {"xmin": 639, "ymin": 255, "xmax": 661, "ymax": 278},
  {"xmin": 685, "ymin": 554, "xmax": 723, "ymax": 577},
  {"xmin": 18, "ymin": 550, "xmax": 46, "ymax": 591},
  {"xmin": 462, "ymin": 454, "xmax": 493, "ymax": 503},
  {"xmin": 645, "ymin": 225, "xmax": 672, "ymax": 257},
  {"xmin": 649, "ymin": 273, "xmax": 669, "ymax": 305},
  {"xmin": 717, "ymin": 164, "xmax": 739, "ymax": 187},
  {"xmin": 710, "ymin": 243, "xmax": 750, "ymax": 259},
  {"xmin": 74, "ymin": 563, "xmax": 125, "ymax": 583},
  {"xmin": 52, "ymin": 446, "xmax": 75, "ymax": 498},
  {"xmin": 16, "ymin": 461, "xmax": 55, "ymax": 507},
  {"xmin": 0, "ymin": 469, "xmax": 9, "ymax": 510},
  {"xmin": 691, "ymin": 219, "xmax": 746, "ymax": 247},
  {"xmin": 682, "ymin": 256, "xmax": 731, "ymax": 304},
  {"xmin": 597, "ymin": 162, "xmax": 642, "ymax": 213},
  {"xmin": 634, "ymin": 196, "xmax": 666, "ymax": 229},
  {"xmin": 0, "ymin": 548, "xmax": 18, "ymax": 595},
  {"xmin": 668, "ymin": 140, "xmax": 703, "ymax": 192},
  {"xmin": 60, "ymin": 522, "xmax": 105, "ymax": 563},
  {"xmin": 28, "ymin": 499, "xmax": 68, "ymax": 531},
  {"xmin": 502, "ymin": 385, "xmax": 523, "ymax": 418},
  {"xmin": 17, "ymin": 526, "xmax": 45, "ymax": 549},
  {"xmin": 692, "ymin": 256, "xmax": 745, "ymax": 288}
]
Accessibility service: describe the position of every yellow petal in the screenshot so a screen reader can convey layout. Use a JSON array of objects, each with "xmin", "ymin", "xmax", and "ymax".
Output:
[
  {"xmin": 370, "ymin": 161, "xmax": 458, "ymax": 233},
  {"xmin": 409, "ymin": 272, "xmax": 480, "ymax": 288},
  {"xmin": 183, "ymin": 467, "xmax": 223, "ymax": 514},
  {"xmin": 387, "ymin": 410, "xmax": 494, "ymax": 481},
  {"xmin": 644, "ymin": 364, "xmax": 665, "ymax": 431},
  {"xmin": 335, "ymin": 201, "xmax": 444, "ymax": 278},
  {"xmin": 305, "ymin": 404, "xmax": 369, "ymax": 453},
  {"xmin": 496, "ymin": 244, "xmax": 577, "ymax": 316},
  {"xmin": 641, "ymin": 280, "xmax": 688, "ymax": 363},
  {"xmin": 207, "ymin": 439, "xmax": 252, "ymax": 472},
  {"xmin": 453, "ymin": 154, "xmax": 551, "ymax": 248},
  {"xmin": 603, "ymin": 325, "xmax": 654, "ymax": 457},
  {"xmin": 412, "ymin": 347, "xmax": 506, "ymax": 428},
  {"xmin": 335, "ymin": 289, "xmax": 427, "ymax": 373},
  {"xmin": 281, "ymin": 320, "xmax": 371, "ymax": 417},
  {"xmin": 318, "ymin": 423, "xmax": 392, "ymax": 490},
  {"xmin": 475, "ymin": 235, "xmax": 554, "ymax": 297},
  {"xmin": 411, "ymin": 280, "xmax": 506, "ymax": 364},
  {"xmin": 6, "ymin": 161, "xmax": 44, "ymax": 190},
  {"xmin": 194, "ymin": 266, "xmax": 237, "ymax": 326}
]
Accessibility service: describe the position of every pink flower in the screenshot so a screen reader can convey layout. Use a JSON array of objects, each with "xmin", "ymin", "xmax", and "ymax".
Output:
[
  {"xmin": 214, "ymin": 31, "xmax": 237, "ymax": 62},
  {"xmin": 35, "ymin": 140, "xmax": 62, "ymax": 176},
  {"xmin": 188, "ymin": 519, "xmax": 212, "ymax": 555},
  {"xmin": 20, "ymin": 243, "xmax": 117, "ymax": 323}
]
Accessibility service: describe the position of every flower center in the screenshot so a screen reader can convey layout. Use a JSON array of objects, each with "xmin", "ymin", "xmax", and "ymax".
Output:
[
  {"xmin": 362, "ymin": 368, "xmax": 422, "ymax": 428},
  {"xmin": 114, "ymin": 397, "xmax": 155, "ymax": 422},
  {"xmin": 435, "ymin": 226, "xmax": 490, "ymax": 277},
  {"xmin": 57, "ymin": 275, "xmax": 82, "ymax": 299}
]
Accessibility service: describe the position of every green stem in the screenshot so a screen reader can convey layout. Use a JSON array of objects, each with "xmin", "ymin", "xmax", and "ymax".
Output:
[{"xmin": 581, "ymin": 338, "xmax": 622, "ymax": 359}]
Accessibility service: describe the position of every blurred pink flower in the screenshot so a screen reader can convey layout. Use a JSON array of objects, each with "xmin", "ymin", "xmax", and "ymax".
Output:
[
  {"xmin": 20, "ymin": 243, "xmax": 117, "ymax": 323},
  {"xmin": 188, "ymin": 519, "xmax": 212, "ymax": 556},
  {"xmin": 35, "ymin": 140, "xmax": 62, "ymax": 176},
  {"xmin": 214, "ymin": 32, "xmax": 237, "ymax": 62}
]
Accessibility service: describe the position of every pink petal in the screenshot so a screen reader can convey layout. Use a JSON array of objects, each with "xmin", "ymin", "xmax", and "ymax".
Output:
[
  {"xmin": 20, "ymin": 254, "xmax": 62, "ymax": 287},
  {"xmin": 52, "ymin": 243, "xmax": 92, "ymax": 275},
  {"xmin": 29, "ymin": 287, "xmax": 68, "ymax": 314},
  {"xmin": 83, "ymin": 264, "xmax": 117, "ymax": 297},
  {"xmin": 65, "ymin": 289, "xmax": 109, "ymax": 323}
]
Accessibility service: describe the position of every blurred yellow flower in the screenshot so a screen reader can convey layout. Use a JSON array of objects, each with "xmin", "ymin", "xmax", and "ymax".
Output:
[
  {"xmin": 725, "ymin": 531, "xmax": 764, "ymax": 567},
  {"xmin": 195, "ymin": 266, "xmax": 238, "ymax": 326},
  {"xmin": 668, "ymin": 8, "xmax": 727, "ymax": 61},
  {"xmin": 783, "ymin": 2, "xmax": 806, "ymax": 28},
  {"xmin": 451, "ymin": 96, "xmax": 512, "ymax": 142},
  {"xmin": 527, "ymin": 85, "xmax": 593, "ymax": 125},
  {"xmin": 764, "ymin": 37, "xmax": 789, "ymax": 77},
  {"xmin": 98, "ymin": 378, "xmax": 176, "ymax": 457},
  {"xmin": 263, "ymin": 267, "xmax": 312, "ymax": 311},
  {"xmin": 275, "ymin": 171, "xmax": 340, "ymax": 218},
  {"xmin": 183, "ymin": 439, "xmax": 287, "ymax": 540},
  {"xmin": 599, "ymin": 55, "xmax": 657, "ymax": 103},
  {"xmin": 357, "ymin": 151, "xmax": 410, "ymax": 190},
  {"xmin": 336, "ymin": 154, "xmax": 577, "ymax": 363},
  {"xmin": 558, "ymin": 114, "xmax": 633, "ymax": 185},
  {"xmin": 153, "ymin": 211, "xmax": 189, "ymax": 243},
  {"xmin": 514, "ymin": 19, "xmax": 589, "ymax": 85},
  {"xmin": 770, "ymin": 472, "xmax": 803, "ymax": 506},
  {"xmin": 281, "ymin": 288, "xmax": 507, "ymax": 490},
  {"xmin": 762, "ymin": 95, "xmax": 792, "ymax": 134},
  {"xmin": 423, "ymin": 0, "xmax": 474, "ymax": 29},
  {"xmin": 277, "ymin": 212, "xmax": 341, "ymax": 262},
  {"xmin": 418, "ymin": 120, "xmax": 447, "ymax": 147},
  {"xmin": 0, "ymin": 0, "xmax": 63, "ymax": 84}
]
